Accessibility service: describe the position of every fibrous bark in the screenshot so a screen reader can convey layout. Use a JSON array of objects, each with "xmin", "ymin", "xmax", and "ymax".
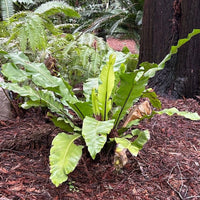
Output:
[{"xmin": 139, "ymin": 0, "xmax": 200, "ymax": 98}]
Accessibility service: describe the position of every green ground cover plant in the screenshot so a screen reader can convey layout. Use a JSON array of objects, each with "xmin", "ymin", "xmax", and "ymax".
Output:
[
  {"xmin": 0, "ymin": 29, "xmax": 200, "ymax": 187},
  {"xmin": 0, "ymin": 1, "xmax": 134, "ymax": 87}
]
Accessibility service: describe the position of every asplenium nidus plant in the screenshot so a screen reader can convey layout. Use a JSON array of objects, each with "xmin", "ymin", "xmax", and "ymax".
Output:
[{"xmin": 0, "ymin": 29, "xmax": 200, "ymax": 187}]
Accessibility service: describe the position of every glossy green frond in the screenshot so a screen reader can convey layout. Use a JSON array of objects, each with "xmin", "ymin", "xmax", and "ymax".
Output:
[
  {"xmin": 82, "ymin": 117, "xmax": 114, "ymax": 159},
  {"xmin": 113, "ymin": 29, "xmax": 200, "ymax": 129},
  {"xmin": 98, "ymin": 55, "xmax": 115, "ymax": 120},
  {"xmin": 155, "ymin": 108, "xmax": 200, "ymax": 121}
]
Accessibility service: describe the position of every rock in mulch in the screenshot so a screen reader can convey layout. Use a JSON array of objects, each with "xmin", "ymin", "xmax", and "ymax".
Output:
[{"xmin": 0, "ymin": 77, "xmax": 12, "ymax": 120}]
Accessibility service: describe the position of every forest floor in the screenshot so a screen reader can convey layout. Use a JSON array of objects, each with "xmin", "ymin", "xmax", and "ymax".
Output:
[{"xmin": 0, "ymin": 38, "xmax": 200, "ymax": 200}]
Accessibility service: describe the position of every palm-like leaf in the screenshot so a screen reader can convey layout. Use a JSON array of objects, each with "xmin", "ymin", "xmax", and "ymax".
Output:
[{"xmin": 75, "ymin": 0, "xmax": 144, "ymax": 43}]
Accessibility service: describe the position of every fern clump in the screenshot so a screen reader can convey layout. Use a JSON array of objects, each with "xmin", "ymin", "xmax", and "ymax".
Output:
[{"xmin": 5, "ymin": 1, "xmax": 80, "ymax": 52}]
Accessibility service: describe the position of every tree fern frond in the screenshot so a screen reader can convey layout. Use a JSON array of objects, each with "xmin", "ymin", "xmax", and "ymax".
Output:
[
  {"xmin": 7, "ymin": 11, "xmax": 61, "ymax": 51},
  {"xmin": 26, "ymin": 14, "xmax": 47, "ymax": 51},
  {"xmin": 110, "ymin": 18, "xmax": 124, "ymax": 35},
  {"xmin": 55, "ymin": 23, "xmax": 79, "ymax": 31},
  {"xmin": 8, "ymin": 11, "xmax": 29, "ymax": 22},
  {"xmin": 1, "ymin": 0, "xmax": 14, "ymax": 20},
  {"xmin": 41, "ymin": 15, "xmax": 61, "ymax": 35},
  {"xmin": 73, "ymin": 20, "xmax": 93, "ymax": 34},
  {"xmin": 77, "ymin": 33, "xmax": 97, "ymax": 46},
  {"xmin": 0, "ymin": 21, "xmax": 9, "ymax": 37},
  {"xmin": 34, "ymin": 1, "xmax": 80, "ymax": 18},
  {"xmin": 12, "ymin": 0, "xmax": 33, "ymax": 3},
  {"xmin": 18, "ymin": 25, "xmax": 28, "ymax": 50}
]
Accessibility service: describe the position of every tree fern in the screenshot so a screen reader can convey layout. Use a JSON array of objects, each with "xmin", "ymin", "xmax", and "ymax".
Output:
[
  {"xmin": 12, "ymin": 0, "xmax": 33, "ymax": 3},
  {"xmin": 75, "ymin": 0, "xmax": 143, "ymax": 43},
  {"xmin": 1, "ymin": 0, "xmax": 14, "ymax": 20},
  {"xmin": 34, "ymin": 1, "xmax": 80, "ymax": 18},
  {"xmin": 5, "ymin": 1, "xmax": 80, "ymax": 52}
]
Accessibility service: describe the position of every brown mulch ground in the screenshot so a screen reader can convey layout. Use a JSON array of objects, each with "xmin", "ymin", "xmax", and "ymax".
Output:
[
  {"xmin": 0, "ymin": 97, "xmax": 200, "ymax": 200},
  {"xmin": 0, "ymin": 40, "xmax": 200, "ymax": 199}
]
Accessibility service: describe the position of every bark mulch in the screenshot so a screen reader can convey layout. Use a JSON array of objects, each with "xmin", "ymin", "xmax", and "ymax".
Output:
[
  {"xmin": 0, "ymin": 97, "xmax": 200, "ymax": 200},
  {"xmin": 107, "ymin": 37, "xmax": 138, "ymax": 54}
]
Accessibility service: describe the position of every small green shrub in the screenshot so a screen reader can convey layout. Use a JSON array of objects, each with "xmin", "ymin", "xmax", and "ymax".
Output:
[{"xmin": 0, "ymin": 29, "xmax": 200, "ymax": 187}]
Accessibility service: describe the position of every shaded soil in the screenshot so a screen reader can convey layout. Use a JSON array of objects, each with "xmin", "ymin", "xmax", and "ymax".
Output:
[{"xmin": 0, "ymin": 97, "xmax": 200, "ymax": 200}]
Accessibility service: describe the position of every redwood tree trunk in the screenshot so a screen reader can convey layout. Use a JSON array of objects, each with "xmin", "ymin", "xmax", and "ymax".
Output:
[{"xmin": 139, "ymin": 0, "xmax": 200, "ymax": 98}]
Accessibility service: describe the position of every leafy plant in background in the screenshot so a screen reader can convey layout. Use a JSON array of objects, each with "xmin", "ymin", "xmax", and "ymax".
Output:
[
  {"xmin": 0, "ymin": 0, "xmax": 133, "ymax": 87},
  {"xmin": 46, "ymin": 32, "xmax": 134, "ymax": 87},
  {"xmin": 74, "ymin": 0, "xmax": 144, "ymax": 44},
  {"xmin": 0, "ymin": 1, "xmax": 80, "ymax": 52},
  {"xmin": 0, "ymin": 0, "xmax": 14, "ymax": 20},
  {"xmin": 0, "ymin": 29, "xmax": 200, "ymax": 187},
  {"xmin": 0, "ymin": 0, "xmax": 45, "ymax": 21}
]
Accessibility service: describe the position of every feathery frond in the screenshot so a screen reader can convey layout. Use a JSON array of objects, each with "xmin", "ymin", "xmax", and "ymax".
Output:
[
  {"xmin": 12, "ymin": 0, "xmax": 33, "ymax": 3},
  {"xmin": 1, "ymin": 0, "xmax": 14, "ymax": 20},
  {"xmin": 5, "ymin": 1, "xmax": 80, "ymax": 52},
  {"xmin": 34, "ymin": 1, "xmax": 80, "ymax": 18}
]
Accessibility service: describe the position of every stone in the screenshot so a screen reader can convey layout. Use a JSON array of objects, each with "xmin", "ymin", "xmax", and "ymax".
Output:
[{"xmin": 0, "ymin": 77, "xmax": 12, "ymax": 120}]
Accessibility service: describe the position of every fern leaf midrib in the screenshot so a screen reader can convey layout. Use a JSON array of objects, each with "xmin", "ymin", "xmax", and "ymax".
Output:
[
  {"xmin": 104, "ymin": 92, "xmax": 108, "ymax": 121},
  {"xmin": 4, "ymin": 0, "xmax": 9, "ymax": 19},
  {"xmin": 104, "ymin": 64, "xmax": 112, "ymax": 121},
  {"xmin": 73, "ymin": 104, "xmax": 85, "ymax": 119},
  {"xmin": 61, "ymin": 134, "xmax": 80, "ymax": 173},
  {"xmin": 15, "ymin": 56, "xmax": 57, "ymax": 86},
  {"xmin": 114, "ymin": 85, "xmax": 133, "ymax": 129}
]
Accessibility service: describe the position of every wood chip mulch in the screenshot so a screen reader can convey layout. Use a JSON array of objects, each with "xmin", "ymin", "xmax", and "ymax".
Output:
[{"xmin": 0, "ymin": 97, "xmax": 200, "ymax": 200}]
